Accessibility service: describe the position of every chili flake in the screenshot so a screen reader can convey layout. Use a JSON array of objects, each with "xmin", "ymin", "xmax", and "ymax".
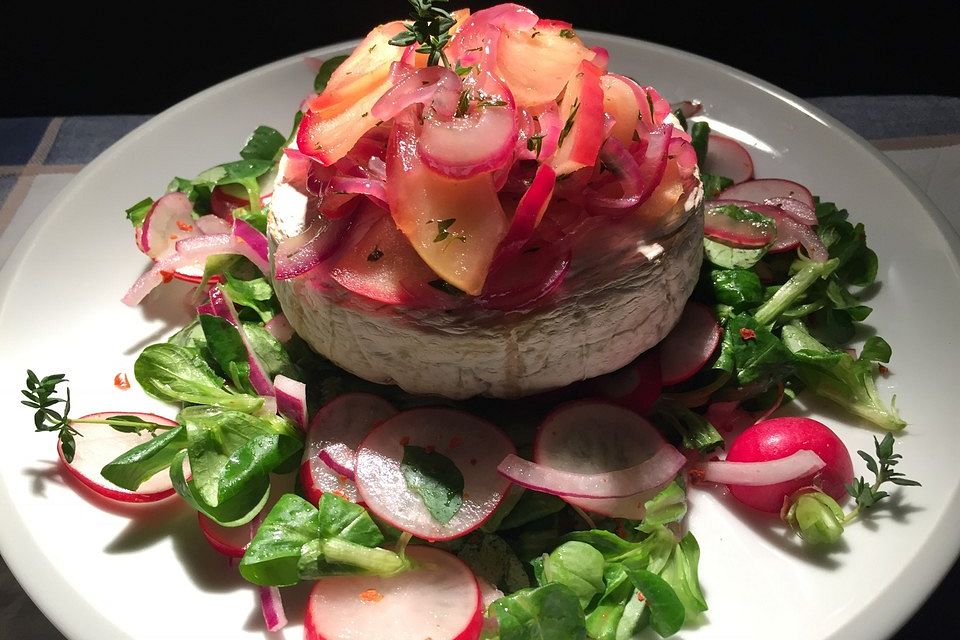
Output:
[
  {"xmin": 739, "ymin": 327, "xmax": 757, "ymax": 341},
  {"xmin": 176, "ymin": 221, "xmax": 194, "ymax": 232},
  {"xmin": 113, "ymin": 373, "xmax": 131, "ymax": 390},
  {"xmin": 359, "ymin": 589, "xmax": 383, "ymax": 603}
]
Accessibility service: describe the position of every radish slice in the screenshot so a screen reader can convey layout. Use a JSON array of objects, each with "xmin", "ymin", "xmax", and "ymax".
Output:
[
  {"xmin": 591, "ymin": 349, "xmax": 662, "ymax": 417},
  {"xmin": 534, "ymin": 401, "xmax": 670, "ymax": 518},
  {"xmin": 451, "ymin": 3, "xmax": 539, "ymax": 70},
  {"xmin": 231, "ymin": 219, "xmax": 270, "ymax": 274},
  {"xmin": 355, "ymin": 408, "xmax": 516, "ymax": 541},
  {"xmin": 497, "ymin": 163, "xmax": 556, "ymax": 257},
  {"xmin": 318, "ymin": 443, "xmax": 357, "ymax": 481},
  {"xmin": 693, "ymin": 450, "xmax": 826, "ymax": 486},
  {"xmin": 304, "ymin": 546, "xmax": 482, "ymax": 640},
  {"xmin": 274, "ymin": 375, "xmax": 307, "ymax": 431},
  {"xmin": 59, "ymin": 412, "xmax": 179, "ymax": 503},
  {"xmin": 703, "ymin": 202, "xmax": 777, "ymax": 248},
  {"xmin": 703, "ymin": 135, "xmax": 754, "ymax": 184},
  {"xmin": 719, "ymin": 178, "xmax": 815, "ymax": 210},
  {"xmin": 659, "ymin": 303, "xmax": 722, "ymax": 386},
  {"xmin": 141, "ymin": 192, "xmax": 196, "ymax": 258},
  {"xmin": 195, "ymin": 214, "xmax": 231, "ymax": 235},
  {"xmin": 304, "ymin": 393, "xmax": 398, "ymax": 505},
  {"xmin": 198, "ymin": 513, "xmax": 251, "ymax": 558},
  {"xmin": 371, "ymin": 64, "xmax": 461, "ymax": 122},
  {"xmin": 497, "ymin": 445, "xmax": 686, "ymax": 500}
]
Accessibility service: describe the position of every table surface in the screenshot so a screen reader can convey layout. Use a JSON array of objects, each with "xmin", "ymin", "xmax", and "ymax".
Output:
[{"xmin": 1, "ymin": 96, "xmax": 959, "ymax": 639}]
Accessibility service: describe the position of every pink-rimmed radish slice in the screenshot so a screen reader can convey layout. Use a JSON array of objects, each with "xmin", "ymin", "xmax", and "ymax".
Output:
[
  {"xmin": 590, "ymin": 349, "xmax": 662, "ymax": 416},
  {"xmin": 372, "ymin": 63, "xmax": 461, "ymax": 122},
  {"xmin": 304, "ymin": 546, "xmax": 482, "ymax": 640},
  {"xmin": 198, "ymin": 513, "xmax": 251, "ymax": 558},
  {"xmin": 480, "ymin": 242, "xmax": 570, "ymax": 311},
  {"xmin": 659, "ymin": 302, "xmax": 722, "ymax": 386},
  {"xmin": 498, "ymin": 445, "xmax": 686, "ymax": 500},
  {"xmin": 703, "ymin": 202, "xmax": 778, "ymax": 248},
  {"xmin": 303, "ymin": 393, "xmax": 398, "ymax": 505},
  {"xmin": 419, "ymin": 71, "xmax": 518, "ymax": 179},
  {"xmin": 58, "ymin": 412, "xmax": 178, "ymax": 503},
  {"xmin": 195, "ymin": 214, "xmax": 231, "ymax": 236},
  {"xmin": 318, "ymin": 443, "xmax": 356, "ymax": 481},
  {"xmin": 140, "ymin": 192, "xmax": 196, "ymax": 258},
  {"xmin": 703, "ymin": 135, "xmax": 754, "ymax": 184},
  {"xmin": 692, "ymin": 450, "xmax": 826, "ymax": 487},
  {"xmin": 274, "ymin": 375, "xmax": 307, "ymax": 431},
  {"xmin": 719, "ymin": 178, "xmax": 815, "ymax": 210},
  {"xmin": 707, "ymin": 199, "xmax": 826, "ymax": 259},
  {"xmin": 355, "ymin": 408, "xmax": 515, "ymax": 541},
  {"xmin": 533, "ymin": 401, "xmax": 672, "ymax": 518}
]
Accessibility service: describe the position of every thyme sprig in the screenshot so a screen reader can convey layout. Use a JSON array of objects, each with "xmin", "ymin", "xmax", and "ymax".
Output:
[
  {"xmin": 21, "ymin": 370, "xmax": 173, "ymax": 462},
  {"xmin": 844, "ymin": 432, "xmax": 920, "ymax": 520},
  {"xmin": 389, "ymin": 0, "xmax": 457, "ymax": 68}
]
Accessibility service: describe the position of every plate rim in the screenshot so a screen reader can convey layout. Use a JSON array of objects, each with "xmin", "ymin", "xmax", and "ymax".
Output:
[{"xmin": 1, "ymin": 32, "xmax": 959, "ymax": 640}]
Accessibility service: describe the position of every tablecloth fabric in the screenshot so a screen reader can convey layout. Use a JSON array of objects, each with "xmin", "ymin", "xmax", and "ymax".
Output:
[{"xmin": 1, "ymin": 96, "xmax": 959, "ymax": 639}]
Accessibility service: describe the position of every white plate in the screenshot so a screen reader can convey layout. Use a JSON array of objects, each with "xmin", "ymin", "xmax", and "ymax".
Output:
[{"xmin": 2, "ymin": 32, "xmax": 959, "ymax": 640}]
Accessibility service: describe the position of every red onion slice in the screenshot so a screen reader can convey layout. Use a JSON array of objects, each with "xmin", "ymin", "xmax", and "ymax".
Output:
[
  {"xmin": 498, "ymin": 163, "xmax": 556, "ymax": 256},
  {"xmin": 318, "ymin": 443, "xmax": 357, "ymax": 481},
  {"xmin": 273, "ymin": 213, "xmax": 354, "ymax": 281},
  {"xmin": 637, "ymin": 85, "xmax": 672, "ymax": 131},
  {"xmin": 694, "ymin": 450, "xmax": 825, "ymax": 486},
  {"xmin": 769, "ymin": 213, "xmax": 829, "ymax": 261},
  {"xmin": 258, "ymin": 586, "xmax": 287, "ymax": 632},
  {"xmin": 206, "ymin": 286, "xmax": 275, "ymax": 397},
  {"xmin": 481, "ymin": 243, "xmax": 570, "ymax": 311},
  {"xmin": 264, "ymin": 313, "xmax": 294, "ymax": 343},
  {"xmin": 328, "ymin": 175, "xmax": 389, "ymax": 209},
  {"xmin": 231, "ymin": 219, "xmax": 270, "ymax": 274},
  {"xmin": 418, "ymin": 71, "xmax": 519, "ymax": 179},
  {"xmin": 584, "ymin": 137, "xmax": 646, "ymax": 210},
  {"xmin": 274, "ymin": 375, "xmax": 307, "ymax": 431},
  {"xmin": 763, "ymin": 196, "xmax": 818, "ymax": 226},
  {"xmin": 372, "ymin": 63, "xmax": 461, "ymax": 121},
  {"xmin": 590, "ymin": 46, "xmax": 610, "ymax": 73},
  {"xmin": 195, "ymin": 214, "xmax": 231, "ymax": 236},
  {"xmin": 497, "ymin": 443, "xmax": 687, "ymax": 499}
]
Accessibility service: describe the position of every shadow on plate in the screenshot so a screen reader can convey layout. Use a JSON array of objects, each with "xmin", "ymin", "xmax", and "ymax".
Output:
[
  {"xmin": 22, "ymin": 460, "xmax": 64, "ymax": 497},
  {"xmin": 123, "ymin": 278, "xmax": 198, "ymax": 355}
]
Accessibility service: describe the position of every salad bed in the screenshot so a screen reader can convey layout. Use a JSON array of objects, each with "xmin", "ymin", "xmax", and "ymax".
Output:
[{"xmin": 21, "ymin": 2, "xmax": 919, "ymax": 639}]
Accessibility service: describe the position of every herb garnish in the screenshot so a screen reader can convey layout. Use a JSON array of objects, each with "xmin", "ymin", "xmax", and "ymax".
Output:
[
  {"xmin": 559, "ymin": 28, "xmax": 576, "ymax": 38},
  {"xmin": 429, "ymin": 218, "xmax": 466, "ymax": 243},
  {"xmin": 21, "ymin": 371, "xmax": 172, "ymax": 462},
  {"xmin": 527, "ymin": 134, "xmax": 545, "ymax": 158},
  {"xmin": 388, "ymin": 0, "xmax": 457, "ymax": 67},
  {"xmin": 367, "ymin": 246, "xmax": 384, "ymax": 262},
  {"xmin": 847, "ymin": 432, "xmax": 920, "ymax": 512},
  {"xmin": 428, "ymin": 279, "xmax": 465, "ymax": 296},
  {"xmin": 455, "ymin": 90, "xmax": 470, "ymax": 118},
  {"xmin": 558, "ymin": 99, "xmax": 580, "ymax": 149}
]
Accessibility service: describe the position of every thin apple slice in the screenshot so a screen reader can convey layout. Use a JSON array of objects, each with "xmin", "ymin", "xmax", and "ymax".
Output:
[
  {"xmin": 600, "ymin": 74, "xmax": 643, "ymax": 147},
  {"xmin": 330, "ymin": 203, "xmax": 454, "ymax": 308},
  {"xmin": 495, "ymin": 20, "xmax": 596, "ymax": 107},
  {"xmin": 324, "ymin": 21, "xmax": 406, "ymax": 93},
  {"xmin": 548, "ymin": 60, "xmax": 605, "ymax": 175},
  {"xmin": 386, "ymin": 121, "xmax": 508, "ymax": 296}
]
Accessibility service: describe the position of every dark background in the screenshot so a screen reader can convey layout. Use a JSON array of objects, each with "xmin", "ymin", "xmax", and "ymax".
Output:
[
  {"xmin": 2, "ymin": 0, "xmax": 958, "ymax": 117},
  {"xmin": 3, "ymin": 0, "xmax": 957, "ymax": 637}
]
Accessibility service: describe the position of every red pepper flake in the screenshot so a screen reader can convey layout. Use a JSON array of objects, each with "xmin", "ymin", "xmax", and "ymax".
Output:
[
  {"xmin": 169, "ymin": 234, "xmax": 178, "ymax": 240},
  {"xmin": 338, "ymin": 475, "xmax": 349, "ymax": 483},
  {"xmin": 113, "ymin": 373, "xmax": 131, "ymax": 390},
  {"xmin": 739, "ymin": 327, "xmax": 757, "ymax": 341},
  {"xmin": 176, "ymin": 220, "xmax": 194, "ymax": 232},
  {"xmin": 332, "ymin": 489, "xmax": 348, "ymax": 499},
  {"xmin": 359, "ymin": 589, "xmax": 383, "ymax": 603},
  {"xmin": 160, "ymin": 270, "xmax": 175, "ymax": 283},
  {"xmin": 399, "ymin": 436, "xmax": 411, "ymax": 446},
  {"xmin": 448, "ymin": 436, "xmax": 464, "ymax": 449},
  {"xmin": 879, "ymin": 364, "xmax": 890, "ymax": 376},
  {"xmin": 636, "ymin": 592, "xmax": 646, "ymax": 602}
]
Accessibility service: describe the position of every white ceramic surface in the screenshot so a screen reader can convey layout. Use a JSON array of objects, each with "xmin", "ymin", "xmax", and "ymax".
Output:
[{"xmin": 1, "ymin": 33, "xmax": 959, "ymax": 640}]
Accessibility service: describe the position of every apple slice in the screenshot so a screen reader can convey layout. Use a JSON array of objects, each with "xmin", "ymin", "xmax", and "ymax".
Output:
[
  {"xmin": 304, "ymin": 546, "xmax": 482, "ymax": 640},
  {"xmin": 330, "ymin": 204, "xmax": 455, "ymax": 307},
  {"xmin": 299, "ymin": 23, "xmax": 406, "ymax": 166},
  {"xmin": 495, "ymin": 20, "xmax": 597, "ymax": 107},
  {"xmin": 548, "ymin": 60, "xmax": 605, "ymax": 175},
  {"xmin": 600, "ymin": 74, "xmax": 643, "ymax": 146},
  {"xmin": 324, "ymin": 21, "xmax": 406, "ymax": 93},
  {"xmin": 386, "ymin": 121, "xmax": 507, "ymax": 296}
]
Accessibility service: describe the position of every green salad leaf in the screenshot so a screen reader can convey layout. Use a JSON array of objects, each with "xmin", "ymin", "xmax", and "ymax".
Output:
[
  {"xmin": 488, "ymin": 583, "xmax": 587, "ymax": 640},
  {"xmin": 314, "ymin": 55, "xmax": 349, "ymax": 93},
  {"xmin": 239, "ymin": 125, "xmax": 286, "ymax": 162},
  {"xmin": 101, "ymin": 426, "xmax": 188, "ymax": 491},
  {"xmin": 401, "ymin": 445, "xmax": 464, "ymax": 524}
]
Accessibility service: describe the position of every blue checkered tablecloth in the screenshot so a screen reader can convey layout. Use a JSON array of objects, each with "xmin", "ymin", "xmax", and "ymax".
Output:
[{"xmin": 1, "ymin": 97, "xmax": 959, "ymax": 639}]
